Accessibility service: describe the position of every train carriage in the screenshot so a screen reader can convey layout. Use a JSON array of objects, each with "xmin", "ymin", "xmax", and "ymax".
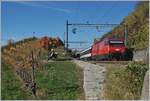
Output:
[{"xmin": 80, "ymin": 47, "xmax": 92, "ymax": 60}]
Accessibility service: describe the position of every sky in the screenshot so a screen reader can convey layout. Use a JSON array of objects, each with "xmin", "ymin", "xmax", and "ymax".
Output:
[{"xmin": 1, "ymin": 1, "xmax": 138, "ymax": 49}]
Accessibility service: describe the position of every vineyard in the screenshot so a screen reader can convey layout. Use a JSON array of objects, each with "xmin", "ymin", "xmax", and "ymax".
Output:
[{"xmin": 1, "ymin": 37, "xmax": 84, "ymax": 100}]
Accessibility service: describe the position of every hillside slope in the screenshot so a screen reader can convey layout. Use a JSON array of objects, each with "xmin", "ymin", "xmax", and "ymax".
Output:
[
  {"xmin": 100, "ymin": 1, "xmax": 149, "ymax": 50},
  {"xmin": 1, "ymin": 37, "xmax": 84, "ymax": 100}
]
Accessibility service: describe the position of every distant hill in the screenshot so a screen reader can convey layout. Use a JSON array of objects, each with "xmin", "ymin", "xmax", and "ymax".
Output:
[
  {"xmin": 2, "ymin": 36, "xmax": 64, "ymax": 65},
  {"xmin": 98, "ymin": 1, "xmax": 149, "ymax": 50},
  {"xmin": 2, "ymin": 36, "xmax": 64, "ymax": 50}
]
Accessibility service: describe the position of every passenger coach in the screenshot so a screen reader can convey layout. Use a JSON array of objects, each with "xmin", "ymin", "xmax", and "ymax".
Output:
[{"xmin": 80, "ymin": 47, "xmax": 92, "ymax": 60}]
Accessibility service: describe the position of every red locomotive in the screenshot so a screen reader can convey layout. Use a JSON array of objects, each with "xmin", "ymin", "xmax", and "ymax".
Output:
[
  {"xmin": 91, "ymin": 38, "xmax": 126, "ymax": 60},
  {"xmin": 80, "ymin": 37, "xmax": 132, "ymax": 61}
]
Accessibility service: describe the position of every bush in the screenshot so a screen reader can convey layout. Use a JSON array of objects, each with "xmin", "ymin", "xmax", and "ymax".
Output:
[
  {"xmin": 104, "ymin": 62, "xmax": 148, "ymax": 100},
  {"xmin": 122, "ymin": 63, "xmax": 148, "ymax": 99}
]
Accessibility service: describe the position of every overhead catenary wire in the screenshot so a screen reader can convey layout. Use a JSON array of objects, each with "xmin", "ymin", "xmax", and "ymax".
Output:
[{"xmin": 67, "ymin": 2, "xmax": 119, "ymax": 51}]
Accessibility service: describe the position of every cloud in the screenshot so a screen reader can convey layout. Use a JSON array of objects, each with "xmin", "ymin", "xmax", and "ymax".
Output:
[
  {"xmin": 15, "ymin": 1, "xmax": 72, "ymax": 13},
  {"xmin": 50, "ymin": 7, "xmax": 72, "ymax": 13}
]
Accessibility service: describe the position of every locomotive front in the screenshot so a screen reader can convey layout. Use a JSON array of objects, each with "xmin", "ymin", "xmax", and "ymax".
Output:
[{"xmin": 108, "ymin": 39, "xmax": 126, "ymax": 60}]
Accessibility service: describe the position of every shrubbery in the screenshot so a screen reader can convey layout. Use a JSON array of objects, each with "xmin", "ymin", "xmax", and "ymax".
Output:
[
  {"xmin": 117, "ymin": 63, "xmax": 148, "ymax": 99},
  {"xmin": 104, "ymin": 62, "xmax": 148, "ymax": 100},
  {"xmin": 124, "ymin": 63, "xmax": 148, "ymax": 99}
]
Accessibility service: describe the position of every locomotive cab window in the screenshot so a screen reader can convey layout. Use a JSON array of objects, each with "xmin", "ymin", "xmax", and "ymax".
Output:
[
  {"xmin": 104, "ymin": 40, "xmax": 109, "ymax": 45},
  {"xmin": 109, "ymin": 40, "xmax": 124, "ymax": 46}
]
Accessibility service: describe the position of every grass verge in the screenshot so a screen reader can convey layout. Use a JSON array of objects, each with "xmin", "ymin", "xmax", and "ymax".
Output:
[
  {"xmin": 1, "ymin": 61, "xmax": 33, "ymax": 100},
  {"xmin": 103, "ymin": 62, "xmax": 148, "ymax": 100},
  {"xmin": 35, "ymin": 61, "xmax": 84, "ymax": 100},
  {"xmin": 1, "ymin": 60, "xmax": 84, "ymax": 100}
]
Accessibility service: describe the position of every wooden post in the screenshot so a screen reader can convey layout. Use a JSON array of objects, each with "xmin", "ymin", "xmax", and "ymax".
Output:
[{"xmin": 31, "ymin": 50, "xmax": 36, "ymax": 96}]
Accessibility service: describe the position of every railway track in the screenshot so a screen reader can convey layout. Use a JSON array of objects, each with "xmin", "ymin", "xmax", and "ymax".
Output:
[
  {"xmin": 83, "ymin": 60, "xmax": 146, "ymax": 65},
  {"xmin": 95, "ymin": 61, "xmax": 132, "ymax": 64},
  {"xmin": 97, "ymin": 60, "xmax": 146, "ymax": 64}
]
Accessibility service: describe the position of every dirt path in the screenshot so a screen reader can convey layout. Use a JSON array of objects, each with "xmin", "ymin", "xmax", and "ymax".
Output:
[{"xmin": 73, "ymin": 60, "xmax": 106, "ymax": 100}]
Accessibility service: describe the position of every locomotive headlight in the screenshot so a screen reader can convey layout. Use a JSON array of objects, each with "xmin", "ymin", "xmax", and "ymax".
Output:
[{"xmin": 115, "ymin": 48, "xmax": 120, "ymax": 51}]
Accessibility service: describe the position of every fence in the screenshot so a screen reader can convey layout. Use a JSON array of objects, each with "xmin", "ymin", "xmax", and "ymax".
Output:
[{"xmin": 14, "ymin": 50, "xmax": 43, "ymax": 96}]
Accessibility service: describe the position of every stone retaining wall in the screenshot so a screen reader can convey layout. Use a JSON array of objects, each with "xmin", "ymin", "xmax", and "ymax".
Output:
[
  {"xmin": 141, "ymin": 70, "xmax": 149, "ymax": 100},
  {"xmin": 133, "ymin": 48, "xmax": 148, "ymax": 62}
]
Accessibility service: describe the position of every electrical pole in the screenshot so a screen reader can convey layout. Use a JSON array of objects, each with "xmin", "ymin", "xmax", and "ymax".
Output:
[
  {"xmin": 33, "ymin": 32, "xmax": 35, "ymax": 38},
  {"xmin": 66, "ymin": 20, "xmax": 69, "ymax": 51},
  {"xmin": 64, "ymin": 32, "xmax": 66, "ymax": 50},
  {"xmin": 124, "ymin": 24, "xmax": 128, "ymax": 47}
]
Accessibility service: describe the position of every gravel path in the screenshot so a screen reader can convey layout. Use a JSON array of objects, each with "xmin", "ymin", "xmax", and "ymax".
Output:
[{"xmin": 73, "ymin": 60, "xmax": 106, "ymax": 100}]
